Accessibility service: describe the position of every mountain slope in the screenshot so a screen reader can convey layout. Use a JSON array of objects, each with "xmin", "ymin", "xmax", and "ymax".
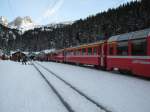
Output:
[
  {"xmin": 0, "ymin": 16, "xmax": 8, "ymax": 26},
  {"xmin": 8, "ymin": 16, "xmax": 36, "ymax": 31},
  {"xmin": 1, "ymin": 0, "xmax": 150, "ymax": 52}
]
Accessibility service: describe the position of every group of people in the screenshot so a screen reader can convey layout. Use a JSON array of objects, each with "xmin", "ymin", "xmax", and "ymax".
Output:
[{"xmin": 17, "ymin": 55, "xmax": 28, "ymax": 65}]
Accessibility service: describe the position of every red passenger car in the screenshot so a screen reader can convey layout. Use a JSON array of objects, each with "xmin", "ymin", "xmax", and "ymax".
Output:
[
  {"xmin": 65, "ymin": 41, "xmax": 107, "ymax": 68},
  {"xmin": 55, "ymin": 49, "xmax": 65, "ymax": 62},
  {"xmin": 107, "ymin": 28, "xmax": 150, "ymax": 78},
  {"xmin": 48, "ymin": 50, "xmax": 64, "ymax": 62},
  {"xmin": 47, "ymin": 52, "xmax": 55, "ymax": 61}
]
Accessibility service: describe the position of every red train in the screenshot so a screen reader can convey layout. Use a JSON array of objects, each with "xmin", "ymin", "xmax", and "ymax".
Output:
[{"xmin": 45, "ymin": 28, "xmax": 150, "ymax": 78}]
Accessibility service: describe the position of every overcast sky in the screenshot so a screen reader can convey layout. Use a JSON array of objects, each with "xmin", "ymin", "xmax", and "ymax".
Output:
[{"xmin": 0, "ymin": 0, "xmax": 135, "ymax": 25}]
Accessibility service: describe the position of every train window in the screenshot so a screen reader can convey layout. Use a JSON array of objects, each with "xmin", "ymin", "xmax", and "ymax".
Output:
[
  {"xmin": 66, "ymin": 51, "xmax": 70, "ymax": 56},
  {"xmin": 117, "ymin": 41, "xmax": 128, "ymax": 56},
  {"xmin": 69, "ymin": 51, "xmax": 71, "ymax": 55},
  {"xmin": 74, "ymin": 51, "xmax": 76, "ymax": 55},
  {"xmin": 109, "ymin": 45, "xmax": 114, "ymax": 55},
  {"xmin": 70, "ymin": 51, "xmax": 74, "ymax": 55},
  {"xmin": 99, "ymin": 46, "xmax": 102, "ymax": 55},
  {"xmin": 93, "ymin": 48, "xmax": 97, "ymax": 55},
  {"xmin": 131, "ymin": 39, "xmax": 147, "ymax": 56},
  {"xmin": 79, "ymin": 49, "xmax": 81, "ymax": 55},
  {"xmin": 82, "ymin": 48, "xmax": 86, "ymax": 55},
  {"xmin": 75, "ymin": 50, "xmax": 78, "ymax": 55},
  {"xmin": 77, "ymin": 49, "xmax": 81, "ymax": 55},
  {"xmin": 88, "ymin": 48, "xmax": 92, "ymax": 55},
  {"xmin": 75, "ymin": 50, "xmax": 79, "ymax": 55},
  {"xmin": 67, "ymin": 51, "xmax": 70, "ymax": 56}
]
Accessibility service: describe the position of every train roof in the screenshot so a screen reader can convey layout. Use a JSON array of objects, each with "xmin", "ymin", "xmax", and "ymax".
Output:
[
  {"xmin": 48, "ymin": 41, "xmax": 105, "ymax": 53},
  {"xmin": 108, "ymin": 28, "xmax": 150, "ymax": 42},
  {"xmin": 65, "ymin": 40, "xmax": 105, "ymax": 51},
  {"xmin": 48, "ymin": 49, "xmax": 64, "ymax": 54}
]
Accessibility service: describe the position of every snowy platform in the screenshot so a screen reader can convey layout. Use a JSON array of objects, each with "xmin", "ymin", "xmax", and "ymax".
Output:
[{"xmin": 0, "ymin": 60, "xmax": 150, "ymax": 112}]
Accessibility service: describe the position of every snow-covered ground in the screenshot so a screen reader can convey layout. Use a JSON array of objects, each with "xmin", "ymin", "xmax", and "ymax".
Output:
[
  {"xmin": 0, "ymin": 61, "xmax": 68, "ymax": 112},
  {"xmin": 34, "ymin": 63, "xmax": 104, "ymax": 112},
  {"xmin": 37, "ymin": 61, "xmax": 150, "ymax": 112},
  {"xmin": 0, "ymin": 60, "xmax": 150, "ymax": 112}
]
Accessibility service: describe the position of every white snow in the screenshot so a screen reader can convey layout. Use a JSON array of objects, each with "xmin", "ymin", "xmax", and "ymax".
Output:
[
  {"xmin": 0, "ymin": 16, "xmax": 8, "ymax": 26},
  {"xmin": 37, "ymin": 61, "xmax": 150, "ymax": 112},
  {"xmin": 1, "ymin": 60, "xmax": 150, "ymax": 112},
  {"xmin": 41, "ymin": 49, "xmax": 55, "ymax": 54},
  {"xmin": 34, "ymin": 49, "xmax": 55, "ymax": 55},
  {"xmin": 35, "ymin": 63, "xmax": 104, "ymax": 112},
  {"xmin": 0, "ymin": 61, "xmax": 68, "ymax": 112},
  {"xmin": 8, "ymin": 16, "xmax": 36, "ymax": 32}
]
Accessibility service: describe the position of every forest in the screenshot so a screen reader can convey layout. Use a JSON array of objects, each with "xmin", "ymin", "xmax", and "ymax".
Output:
[{"xmin": 0, "ymin": 0, "xmax": 150, "ymax": 53}]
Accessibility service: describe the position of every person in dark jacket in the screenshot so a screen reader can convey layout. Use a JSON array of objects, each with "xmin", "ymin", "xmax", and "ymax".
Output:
[{"xmin": 22, "ymin": 56, "xmax": 27, "ymax": 65}]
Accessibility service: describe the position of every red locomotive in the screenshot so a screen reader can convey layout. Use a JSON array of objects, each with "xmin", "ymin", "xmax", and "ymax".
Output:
[{"xmin": 45, "ymin": 28, "xmax": 150, "ymax": 78}]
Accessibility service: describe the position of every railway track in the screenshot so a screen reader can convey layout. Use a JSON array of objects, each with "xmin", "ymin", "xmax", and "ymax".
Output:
[
  {"xmin": 33, "ymin": 63, "xmax": 74, "ymax": 112},
  {"xmin": 32, "ymin": 62, "xmax": 113, "ymax": 112}
]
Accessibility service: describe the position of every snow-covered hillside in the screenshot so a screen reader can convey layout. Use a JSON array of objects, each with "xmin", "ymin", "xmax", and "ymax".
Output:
[
  {"xmin": 0, "ymin": 16, "xmax": 8, "ymax": 26},
  {"xmin": 8, "ymin": 16, "xmax": 36, "ymax": 32},
  {"xmin": 0, "ymin": 16, "xmax": 74, "ymax": 32},
  {"xmin": 46, "ymin": 21, "xmax": 74, "ymax": 28}
]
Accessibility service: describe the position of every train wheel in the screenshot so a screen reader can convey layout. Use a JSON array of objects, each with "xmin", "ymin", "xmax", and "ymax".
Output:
[
  {"xmin": 119, "ymin": 70, "xmax": 126, "ymax": 74},
  {"xmin": 94, "ymin": 65, "xmax": 100, "ymax": 69},
  {"xmin": 119, "ymin": 69, "xmax": 132, "ymax": 75}
]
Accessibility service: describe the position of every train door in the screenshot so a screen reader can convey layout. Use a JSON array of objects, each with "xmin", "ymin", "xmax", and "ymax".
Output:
[
  {"xmin": 148, "ymin": 34, "xmax": 150, "ymax": 56},
  {"xmin": 100, "ymin": 42, "xmax": 107, "ymax": 67},
  {"xmin": 100, "ymin": 44, "xmax": 104, "ymax": 67}
]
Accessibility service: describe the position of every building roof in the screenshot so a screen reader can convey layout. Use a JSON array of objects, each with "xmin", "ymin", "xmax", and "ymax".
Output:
[{"xmin": 12, "ymin": 51, "xmax": 26, "ymax": 55}]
